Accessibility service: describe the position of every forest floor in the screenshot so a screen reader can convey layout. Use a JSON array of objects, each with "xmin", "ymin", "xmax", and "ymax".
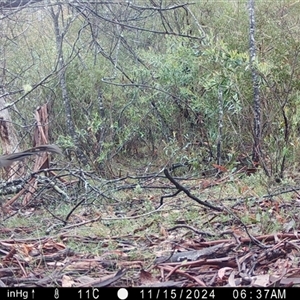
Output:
[{"xmin": 1, "ymin": 162, "xmax": 300, "ymax": 288}]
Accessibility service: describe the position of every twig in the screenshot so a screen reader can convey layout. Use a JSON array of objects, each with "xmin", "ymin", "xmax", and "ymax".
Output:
[{"xmin": 160, "ymin": 168, "xmax": 222, "ymax": 211}]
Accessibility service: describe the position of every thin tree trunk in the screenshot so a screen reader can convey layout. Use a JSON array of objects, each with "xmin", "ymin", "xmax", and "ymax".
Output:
[
  {"xmin": 216, "ymin": 88, "xmax": 223, "ymax": 166},
  {"xmin": 51, "ymin": 7, "xmax": 75, "ymax": 140},
  {"xmin": 50, "ymin": 6, "xmax": 87, "ymax": 164},
  {"xmin": 248, "ymin": 0, "xmax": 261, "ymax": 166}
]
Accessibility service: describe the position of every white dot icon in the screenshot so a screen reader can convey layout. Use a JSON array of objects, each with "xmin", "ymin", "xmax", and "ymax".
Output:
[{"xmin": 117, "ymin": 288, "xmax": 128, "ymax": 300}]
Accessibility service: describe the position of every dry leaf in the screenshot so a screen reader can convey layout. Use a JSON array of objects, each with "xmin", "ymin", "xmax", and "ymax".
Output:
[
  {"xmin": 140, "ymin": 269, "xmax": 156, "ymax": 285},
  {"xmin": 218, "ymin": 267, "xmax": 233, "ymax": 279},
  {"xmin": 62, "ymin": 275, "xmax": 75, "ymax": 287},
  {"xmin": 252, "ymin": 274, "xmax": 270, "ymax": 287}
]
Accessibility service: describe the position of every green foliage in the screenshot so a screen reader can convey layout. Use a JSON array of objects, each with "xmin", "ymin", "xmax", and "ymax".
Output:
[
  {"xmin": 4, "ymin": 1, "xmax": 300, "ymax": 176},
  {"xmin": 57, "ymin": 135, "xmax": 75, "ymax": 149}
]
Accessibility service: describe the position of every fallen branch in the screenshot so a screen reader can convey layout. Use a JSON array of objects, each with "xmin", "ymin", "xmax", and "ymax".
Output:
[{"xmin": 160, "ymin": 168, "xmax": 222, "ymax": 212}]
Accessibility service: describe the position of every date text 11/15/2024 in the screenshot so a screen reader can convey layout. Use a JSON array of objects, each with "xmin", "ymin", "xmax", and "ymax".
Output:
[{"xmin": 139, "ymin": 288, "xmax": 287, "ymax": 300}]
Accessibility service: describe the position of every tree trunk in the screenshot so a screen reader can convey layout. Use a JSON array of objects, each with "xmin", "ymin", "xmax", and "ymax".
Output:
[
  {"xmin": 248, "ymin": 0, "xmax": 262, "ymax": 167},
  {"xmin": 0, "ymin": 96, "xmax": 25, "ymax": 179},
  {"xmin": 50, "ymin": 6, "xmax": 87, "ymax": 164}
]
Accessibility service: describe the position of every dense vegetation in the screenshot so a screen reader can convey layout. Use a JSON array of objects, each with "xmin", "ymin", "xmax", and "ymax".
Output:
[
  {"xmin": 2, "ymin": 0, "xmax": 300, "ymax": 178},
  {"xmin": 3, "ymin": 2, "xmax": 300, "ymax": 288}
]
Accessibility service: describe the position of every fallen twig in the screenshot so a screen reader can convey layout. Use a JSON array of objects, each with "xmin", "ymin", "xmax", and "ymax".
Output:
[{"xmin": 160, "ymin": 168, "xmax": 222, "ymax": 211}]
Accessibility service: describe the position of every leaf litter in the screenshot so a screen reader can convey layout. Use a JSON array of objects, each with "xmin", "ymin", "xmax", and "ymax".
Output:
[{"xmin": 0, "ymin": 168, "xmax": 300, "ymax": 287}]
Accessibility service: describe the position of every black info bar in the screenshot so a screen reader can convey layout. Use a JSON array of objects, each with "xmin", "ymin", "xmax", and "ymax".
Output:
[{"xmin": 0, "ymin": 287, "xmax": 292, "ymax": 300}]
